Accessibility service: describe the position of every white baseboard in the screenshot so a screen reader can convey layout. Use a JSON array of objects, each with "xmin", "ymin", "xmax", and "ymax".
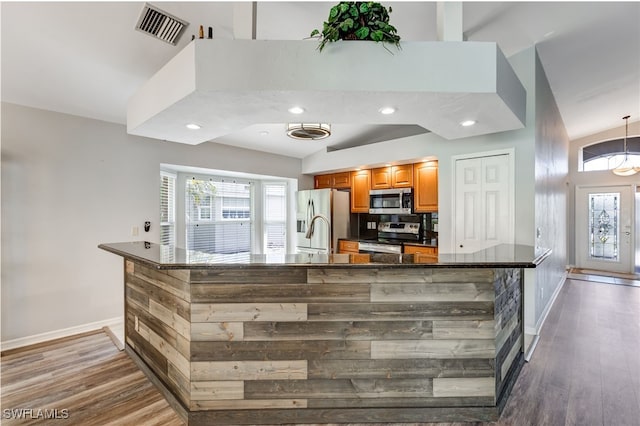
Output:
[
  {"xmin": 1, "ymin": 316, "xmax": 124, "ymax": 352},
  {"xmin": 524, "ymin": 271, "xmax": 568, "ymax": 337}
]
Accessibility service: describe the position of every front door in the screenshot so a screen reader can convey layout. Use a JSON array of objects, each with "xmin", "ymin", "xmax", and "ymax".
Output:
[
  {"xmin": 454, "ymin": 153, "xmax": 513, "ymax": 253},
  {"xmin": 575, "ymin": 185, "xmax": 634, "ymax": 273}
]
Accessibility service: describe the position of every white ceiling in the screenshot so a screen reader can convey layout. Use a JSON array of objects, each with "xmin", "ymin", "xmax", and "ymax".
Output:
[{"xmin": 2, "ymin": 2, "xmax": 639, "ymax": 159}]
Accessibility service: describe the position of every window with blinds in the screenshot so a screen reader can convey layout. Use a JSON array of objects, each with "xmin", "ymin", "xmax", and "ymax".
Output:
[
  {"xmin": 160, "ymin": 172, "xmax": 176, "ymax": 246},
  {"xmin": 264, "ymin": 183, "xmax": 287, "ymax": 254},
  {"xmin": 185, "ymin": 177, "xmax": 252, "ymax": 254}
]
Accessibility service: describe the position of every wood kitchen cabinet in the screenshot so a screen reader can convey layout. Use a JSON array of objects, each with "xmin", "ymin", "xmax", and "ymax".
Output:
[
  {"xmin": 350, "ymin": 170, "xmax": 371, "ymax": 213},
  {"xmin": 371, "ymin": 167, "xmax": 392, "ymax": 189},
  {"xmin": 370, "ymin": 165, "xmax": 413, "ymax": 189},
  {"xmin": 314, "ymin": 174, "xmax": 332, "ymax": 189},
  {"xmin": 314, "ymin": 172, "xmax": 351, "ymax": 189},
  {"xmin": 413, "ymin": 160, "xmax": 438, "ymax": 212},
  {"xmin": 403, "ymin": 245, "xmax": 437, "ymax": 255},
  {"xmin": 404, "ymin": 244, "xmax": 438, "ymax": 263},
  {"xmin": 338, "ymin": 240, "xmax": 359, "ymax": 254}
]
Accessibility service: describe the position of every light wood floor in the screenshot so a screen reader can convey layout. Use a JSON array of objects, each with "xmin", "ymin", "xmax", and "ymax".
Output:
[
  {"xmin": 1, "ymin": 331, "xmax": 183, "ymax": 425},
  {"xmin": 2, "ymin": 278, "xmax": 639, "ymax": 426}
]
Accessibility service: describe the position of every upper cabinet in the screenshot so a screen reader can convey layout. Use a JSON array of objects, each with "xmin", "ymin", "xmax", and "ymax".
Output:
[
  {"xmin": 414, "ymin": 161, "xmax": 438, "ymax": 212},
  {"xmin": 391, "ymin": 165, "xmax": 413, "ymax": 188},
  {"xmin": 370, "ymin": 165, "xmax": 413, "ymax": 189},
  {"xmin": 350, "ymin": 170, "xmax": 371, "ymax": 213},
  {"xmin": 314, "ymin": 172, "xmax": 351, "ymax": 189},
  {"xmin": 313, "ymin": 161, "xmax": 437, "ymax": 213}
]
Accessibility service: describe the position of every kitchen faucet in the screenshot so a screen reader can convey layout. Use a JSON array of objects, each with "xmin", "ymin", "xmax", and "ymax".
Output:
[{"xmin": 305, "ymin": 214, "xmax": 331, "ymax": 254}]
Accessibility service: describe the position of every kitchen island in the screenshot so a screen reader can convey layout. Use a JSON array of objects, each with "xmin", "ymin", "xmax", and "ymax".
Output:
[{"xmin": 99, "ymin": 241, "xmax": 549, "ymax": 425}]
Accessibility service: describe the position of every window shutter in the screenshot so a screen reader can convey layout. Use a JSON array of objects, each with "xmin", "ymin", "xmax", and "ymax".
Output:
[{"xmin": 160, "ymin": 172, "xmax": 176, "ymax": 246}]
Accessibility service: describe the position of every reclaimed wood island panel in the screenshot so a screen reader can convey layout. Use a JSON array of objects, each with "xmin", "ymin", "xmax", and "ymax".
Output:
[{"xmin": 99, "ymin": 242, "xmax": 550, "ymax": 425}]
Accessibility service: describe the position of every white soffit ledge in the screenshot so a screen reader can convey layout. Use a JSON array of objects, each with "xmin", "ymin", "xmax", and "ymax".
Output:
[{"xmin": 127, "ymin": 39, "xmax": 526, "ymax": 145}]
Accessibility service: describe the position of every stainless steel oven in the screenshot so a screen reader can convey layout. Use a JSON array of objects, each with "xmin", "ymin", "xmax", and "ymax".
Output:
[{"xmin": 358, "ymin": 241, "xmax": 402, "ymax": 254}]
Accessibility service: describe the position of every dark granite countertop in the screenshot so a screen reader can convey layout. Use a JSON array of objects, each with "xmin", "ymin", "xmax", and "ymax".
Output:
[{"xmin": 99, "ymin": 241, "xmax": 551, "ymax": 270}]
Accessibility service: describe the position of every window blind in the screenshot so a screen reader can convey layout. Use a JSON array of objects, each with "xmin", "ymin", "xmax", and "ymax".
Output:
[
  {"xmin": 185, "ymin": 177, "xmax": 252, "ymax": 254},
  {"xmin": 264, "ymin": 183, "xmax": 287, "ymax": 254},
  {"xmin": 160, "ymin": 172, "xmax": 176, "ymax": 246}
]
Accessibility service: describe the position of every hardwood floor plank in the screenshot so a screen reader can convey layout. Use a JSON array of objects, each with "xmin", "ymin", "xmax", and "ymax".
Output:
[{"xmin": 1, "ymin": 330, "xmax": 184, "ymax": 425}]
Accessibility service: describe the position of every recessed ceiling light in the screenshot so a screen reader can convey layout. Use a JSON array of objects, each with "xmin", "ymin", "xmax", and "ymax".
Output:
[
  {"xmin": 460, "ymin": 120, "xmax": 476, "ymax": 127},
  {"xmin": 186, "ymin": 123, "xmax": 201, "ymax": 130},
  {"xmin": 379, "ymin": 107, "xmax": 396, "ymax": 115},
  {"xmin": 259, "ymin": 130, "xmax": 269, "ymax": 136},
  {"xmin": 288, "ymin": 106, "xmax": 305, "ymax": 114}
]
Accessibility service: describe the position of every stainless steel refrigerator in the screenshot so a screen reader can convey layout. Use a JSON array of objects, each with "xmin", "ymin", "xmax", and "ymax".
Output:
[{"xmin": 296, "ymin": 189, "xmax": 350, "ymax": 254}]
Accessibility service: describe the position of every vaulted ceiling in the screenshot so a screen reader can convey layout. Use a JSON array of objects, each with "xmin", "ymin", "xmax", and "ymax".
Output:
[{"xmin": 2, "ymin": 2, "xmax": 639, "ymax": 158}]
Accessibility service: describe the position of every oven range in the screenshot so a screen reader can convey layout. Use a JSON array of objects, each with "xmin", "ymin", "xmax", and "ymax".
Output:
[{"xmin": 358, "ymin": 221, "xmax": 421, "ymax": 254}]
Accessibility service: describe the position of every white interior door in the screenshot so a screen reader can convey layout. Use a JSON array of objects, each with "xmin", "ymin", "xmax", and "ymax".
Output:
[
  {"xmin": 454, "ymin": 153, "xmax": 513, "ymax": 253},
  {"xmin": 575, "ymin": 185, "xmax": 634, "ymax": 273}
]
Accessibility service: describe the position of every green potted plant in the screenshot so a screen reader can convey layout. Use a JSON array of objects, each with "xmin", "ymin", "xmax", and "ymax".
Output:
[{"xmin": 310, "ymin": 1, "xmax": 401, "ymax": 52}]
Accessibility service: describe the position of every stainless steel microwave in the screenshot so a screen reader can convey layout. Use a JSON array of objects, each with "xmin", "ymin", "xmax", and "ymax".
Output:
[{"xmin": 369, "ymin": 188, "xmax": 413, "ymax": 214}]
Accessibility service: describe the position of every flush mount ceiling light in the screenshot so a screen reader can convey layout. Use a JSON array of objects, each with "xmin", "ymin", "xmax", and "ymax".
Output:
[
  {"xmin": 379, "ymin": 107, "xmax": 396, "ymax": 115},
  {"xmin": 286, "ymin": 123, "xmax": 331, "ymax": 140},
  {"xmin": 612, "ymin": 115, "xmax": 637, "ymax": 176},
  {"xmin": 185, "ymin": 123, "xmax": 201, "ymax": 130},
  {"xmin": 288, "ymin": 106, "xmax": 305, "ymax": 114},
  {"xmin": 460, "ymin": 120, "xmax": 477, "ymax": 127}
]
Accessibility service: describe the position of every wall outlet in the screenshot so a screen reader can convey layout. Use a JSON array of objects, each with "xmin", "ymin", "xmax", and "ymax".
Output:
[{"xmin": 131, "ymin": 226, "xmax": 139, "ymax": 237}]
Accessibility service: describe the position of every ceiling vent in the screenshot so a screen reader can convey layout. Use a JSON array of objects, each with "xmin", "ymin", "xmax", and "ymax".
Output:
[{"xmin": 135, "ymin": 3, "xmax": 188, "ymax": 45}]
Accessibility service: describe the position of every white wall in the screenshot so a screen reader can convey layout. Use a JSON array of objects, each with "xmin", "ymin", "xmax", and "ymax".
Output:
[{"xmin": 1, "ymin": 103, "xmax": 304, "ymax": 343}]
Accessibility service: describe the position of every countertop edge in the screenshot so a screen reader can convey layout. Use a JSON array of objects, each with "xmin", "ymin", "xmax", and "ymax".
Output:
[{"xmin": 99, "ymin": 242, "xmax": 549, "ymax": 270}]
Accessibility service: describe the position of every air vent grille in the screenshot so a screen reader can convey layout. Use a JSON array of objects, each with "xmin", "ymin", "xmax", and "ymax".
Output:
[{"xmin": 135, "ymin": 3, "xmax": 188, "ymax": 45}]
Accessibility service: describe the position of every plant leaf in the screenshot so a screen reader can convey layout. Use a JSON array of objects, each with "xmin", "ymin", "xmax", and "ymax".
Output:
[
  {"xmin": 349, "ymin": 4, "xmax": 359, "ymax": 17},
  {"xmin": 370, "ymin": 29, "xmax": 384, "ymax": 41},
  {"xmin": 340, "ymin": 17, "xmax": 355, "ymax": 31},
  {"xmin": 310, "ymin": 29, "xmax": 320, "ymax": 37},
  {"xmin": 340, "ymin": 2, "xmax": 350, "ymax": 14},
  {"xmin": 355, "ymin": 26, "xmax": 370, "ymax": 39},
  {"xmin": 359, "ymin": 2, "xmax": 369, "ymax": 13},
  {"xmin": 329, "ymin": 5, "xmax": 339, "ymax": 20}
]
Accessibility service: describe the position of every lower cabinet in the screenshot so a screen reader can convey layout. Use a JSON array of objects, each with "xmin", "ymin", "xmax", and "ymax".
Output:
[
  {"xmin": 338, "ymin": 240, "xmax": 359, "ymax": 254},
  {"xmin": 403, "ymin": 245, "xmax": 436, "ymax": 254},
  {"xmin": 404, "ymin": 244, "xmax": 438, "ymax": 263}
]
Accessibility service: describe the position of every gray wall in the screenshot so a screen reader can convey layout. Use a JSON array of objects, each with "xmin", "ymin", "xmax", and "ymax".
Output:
[
  {"xmin": 533, "ymin": 51, "xmax": 570, "ymax": 326},
  {"xmin": 1, "ymin": 103, "xmax": 303, "ymax": 342}
]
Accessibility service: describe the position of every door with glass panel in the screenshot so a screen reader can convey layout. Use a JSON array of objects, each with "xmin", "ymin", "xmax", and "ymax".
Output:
[{"xmin": 575, "ymin": 185, "xmax": 634, "ymax": 273}]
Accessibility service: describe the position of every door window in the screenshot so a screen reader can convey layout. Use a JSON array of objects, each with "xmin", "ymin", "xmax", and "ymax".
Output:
[{"xmin": 589, "ymin": 193, "xmax": 619, "ymax": 260}]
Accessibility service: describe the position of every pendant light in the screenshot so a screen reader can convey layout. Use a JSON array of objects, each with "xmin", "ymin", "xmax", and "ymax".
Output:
[{"xmin": 612, "ymin": 115, "xmax": 636, "ymax": 176}]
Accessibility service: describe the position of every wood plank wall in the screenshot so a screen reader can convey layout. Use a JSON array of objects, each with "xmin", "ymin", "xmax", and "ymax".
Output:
[
  {"xmin": 125, "ymin": 261, "xmax": 192, "ymax": 407},
  {"xmin": 493, "ymin": 268, "xmax": 524, "ymax": 409},
  {"xmin": 124, "ymin": 261, "xmax": 524, "ymax": 425}
]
